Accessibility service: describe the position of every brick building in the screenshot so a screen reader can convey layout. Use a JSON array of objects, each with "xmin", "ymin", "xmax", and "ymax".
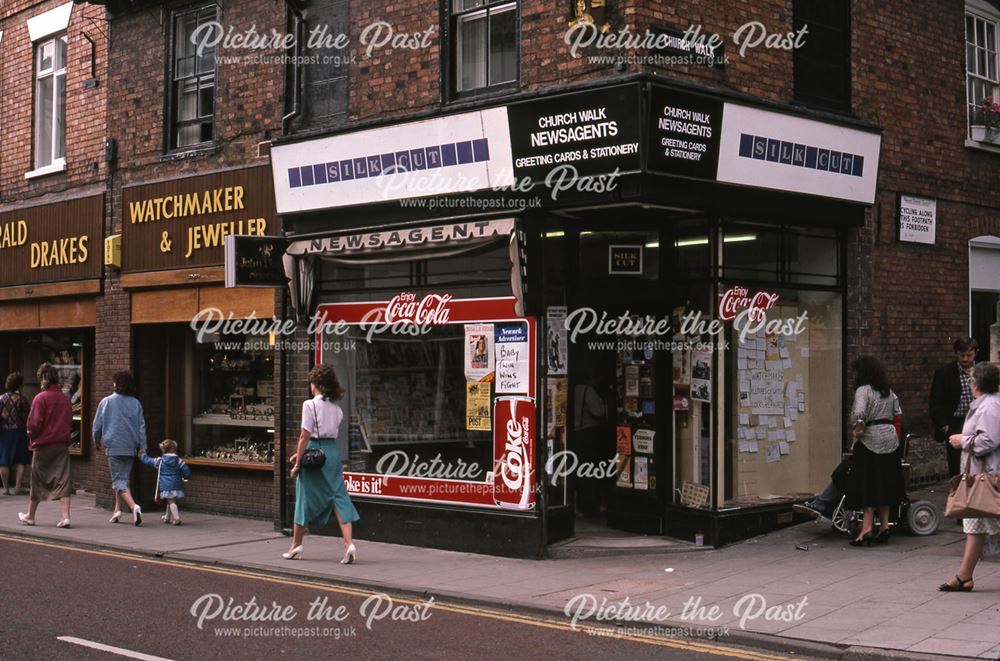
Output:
[
  {"xmin": 1, "ymin": 0, "xmax": 997, "ymax": 556},
  {"xmin": 0, "ymin": 0, "xmax": 109, "ymax": 496}
]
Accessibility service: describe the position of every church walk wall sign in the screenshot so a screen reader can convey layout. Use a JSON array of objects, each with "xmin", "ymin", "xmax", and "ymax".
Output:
[{"xmin": 121, "ymin": 165, "xmax": 278, "ymax": 273}]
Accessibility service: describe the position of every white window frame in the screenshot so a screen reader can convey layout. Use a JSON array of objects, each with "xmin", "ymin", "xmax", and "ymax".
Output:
[
  {"xmin": 966, "ymin": 0, "xmax": 1000, "ymax": 143},
  {"xmin": 27, "ymin": 34, "xmax": 68, "ymax": 178}
]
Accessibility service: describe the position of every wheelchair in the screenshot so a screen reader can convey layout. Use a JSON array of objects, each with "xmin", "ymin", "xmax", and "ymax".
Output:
[{"xmin": 830, "ymin": 434, "xmax": 941, "ymax": 537}]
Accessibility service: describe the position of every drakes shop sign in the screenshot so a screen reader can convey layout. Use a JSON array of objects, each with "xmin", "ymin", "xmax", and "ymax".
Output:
[
  {"xmin": 121, "ymin": 165, "xmax": 277, "ymax": 272},
  {"xmin": 0, "ymin": 195, "xmax": 103, "ymax": 287}
]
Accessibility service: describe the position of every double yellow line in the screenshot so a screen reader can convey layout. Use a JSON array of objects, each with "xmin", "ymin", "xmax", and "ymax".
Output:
[{"xmin": 0, "ymin": 533, "xmax": 794, "ymax": 661}]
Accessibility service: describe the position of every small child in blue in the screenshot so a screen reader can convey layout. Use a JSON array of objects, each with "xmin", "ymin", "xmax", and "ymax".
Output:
[{"xmin": 139, "ymin": 439, "xmax": 191, "ymax": 525}]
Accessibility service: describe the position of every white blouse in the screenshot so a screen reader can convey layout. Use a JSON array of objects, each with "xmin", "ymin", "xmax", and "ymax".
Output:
[{"xmin": 301, "ymin": 395, "xmax": 344, "ymax": 439}]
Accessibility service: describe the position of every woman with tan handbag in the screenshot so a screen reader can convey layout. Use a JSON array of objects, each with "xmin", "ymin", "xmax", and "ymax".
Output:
[{"xmin": 940, "ymin": 362, "xmax": 1000, "ymax": 592}]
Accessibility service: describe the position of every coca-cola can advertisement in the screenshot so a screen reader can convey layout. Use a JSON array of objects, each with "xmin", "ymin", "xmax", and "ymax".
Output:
[{"xmin": 493, "ymin": 396, "xmax": 536, "ymax": 511}]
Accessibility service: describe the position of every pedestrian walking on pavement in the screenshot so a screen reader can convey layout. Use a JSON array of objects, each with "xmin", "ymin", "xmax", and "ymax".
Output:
[
  {"xmin": 846, "ymin": 356, "xmax": 904, "ymax": 547},
  {"xmin": 929, "ymin": 337, "xmax": 978, "ymax": 478},
  {"xmin": 0, "ymin": 372, "xmax": 31, "ymax": 496},
  {"xmin": 285, "ymin": 364, "xmax": 359, "ymax": 564},
  {"xmin": 18, "ymin": 363, "xmax": 73, "ymax": 528},
  {"xmin": 940, "ymin": 362, "xmax": 1000, "ymax": 592},
  {"xmin": 139, "ymin": 439, "xmax": 190, "ymax": 525},
  {"xmin": 92, "ymin": 371, "xmax": 147, "ymax": 526}
]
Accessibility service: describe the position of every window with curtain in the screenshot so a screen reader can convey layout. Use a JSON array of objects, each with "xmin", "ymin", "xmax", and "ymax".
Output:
[
  {"xmin": 451, "ymin": 0, "xmax": 517, "ymax": 95},
  {"xmin": 966, "ymin": 4, "xmax": 1000, "ymax": 136},
  {"xmin": 34, "ymin": 34, "xmax": 66, "ymax": 170},
  {"xmin": 170, "ymin": 5, "xmax": 217, "ymax": 150}
]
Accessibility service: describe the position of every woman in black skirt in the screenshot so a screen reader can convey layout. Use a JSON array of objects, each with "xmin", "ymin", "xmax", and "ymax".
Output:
[{"xmin": 846, "ymin": 356, "xmax": 903, "ymax": 546}]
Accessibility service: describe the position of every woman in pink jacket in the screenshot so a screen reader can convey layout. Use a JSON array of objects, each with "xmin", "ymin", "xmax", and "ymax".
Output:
[{"xmin": 18, "ymin": 363, "xmax": 73, "ymax": 528}]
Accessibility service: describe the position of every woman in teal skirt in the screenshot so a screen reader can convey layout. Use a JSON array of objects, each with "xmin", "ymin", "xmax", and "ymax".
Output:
[{"xmin": 284, "ymin": 364, "xmax": 359, "ymax": 564}]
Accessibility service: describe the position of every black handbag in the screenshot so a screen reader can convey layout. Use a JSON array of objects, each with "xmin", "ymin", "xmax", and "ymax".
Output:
[
  {"xmin": 300, "ymin": 401, "xmax": 326, "ymax": 469},
  {"xmin": 301, "ymin": 447, "xmax": 326, "ymax": 469}
]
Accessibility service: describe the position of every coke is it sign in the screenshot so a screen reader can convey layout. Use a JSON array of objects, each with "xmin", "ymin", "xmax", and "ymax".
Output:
[
  {"xmin": 384, "ymin": 291, "xmax": 453, "ymax": 324},
  {"xmin": 718, "ymin": 286, "xmax": 779, "ymax": 322},
  {"xmin": 493, "ymin": 396, "xmax": 535, "ymax": 511}
]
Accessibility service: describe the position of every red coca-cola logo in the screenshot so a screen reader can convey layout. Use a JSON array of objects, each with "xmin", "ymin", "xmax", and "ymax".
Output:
[
  {"xmin": 384, "ymin": 292, "xmax": 453, "ymax": 324},
  {"xmin": 718, "ymin": 286, "xmax": 779, "ymax": 322},
  {"xmin": 501, "ymin": 416, "xmax": 529, "ymax": 491}
]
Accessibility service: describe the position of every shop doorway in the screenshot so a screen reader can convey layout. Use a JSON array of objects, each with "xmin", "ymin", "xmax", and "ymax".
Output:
[{"xmin": 564, "ymin": 230, "xmax": 667, "ymax": 536}]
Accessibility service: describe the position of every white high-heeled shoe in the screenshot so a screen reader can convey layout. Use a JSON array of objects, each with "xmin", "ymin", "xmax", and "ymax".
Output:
[
  {"xmin": 282, "ymin": 545, "xmax": 303, "ymax": 560},
  {"xmin": 109, "ymin": 511, "xmax": 122, "ymax": 524},
  {"xmin": 340, "ymin": 543, "xmax": 356, "ymax": 565},
  {"xmin": 56, "ymin": 518, "xmax": 71, "ymax": 528}
]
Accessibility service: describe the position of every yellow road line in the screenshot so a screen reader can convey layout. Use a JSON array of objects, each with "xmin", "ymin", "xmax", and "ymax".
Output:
[{"xmin": 1, "ymin": 533, "xmax": 796, "ymax": 661}]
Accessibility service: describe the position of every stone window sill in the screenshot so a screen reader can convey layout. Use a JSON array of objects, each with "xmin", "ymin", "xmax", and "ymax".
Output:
[{"xmin": 24, "ymin": 159, "xmax": 66, "ymax": 180}]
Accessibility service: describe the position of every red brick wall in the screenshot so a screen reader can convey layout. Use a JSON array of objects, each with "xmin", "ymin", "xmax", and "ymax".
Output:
[
  {"xmin": 0, "ymin": 1, "xmax": 109, "ymax": 202},
  {"xmin": 849, "ymin": 0, "xmax": 1000, "ymax": 443}
]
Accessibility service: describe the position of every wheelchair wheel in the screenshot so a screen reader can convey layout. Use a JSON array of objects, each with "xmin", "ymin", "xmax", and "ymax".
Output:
[
  {"xmin": 831, "ymin": 500, "xmax": 850, "ymax": 534},
  {"xmin": 906, "ymin": 500, "xmax": 940, "ymax": 536}
]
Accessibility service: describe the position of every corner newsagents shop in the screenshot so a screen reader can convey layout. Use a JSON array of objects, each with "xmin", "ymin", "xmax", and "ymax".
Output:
[{"xmin": 260, "ymin": 75, "xmax": 882, "ymax": 558}]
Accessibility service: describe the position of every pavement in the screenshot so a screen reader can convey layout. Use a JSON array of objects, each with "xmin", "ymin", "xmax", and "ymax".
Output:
[{"xmin": 1, "ymin": 483, "xmax": 998, "ymax": 661}]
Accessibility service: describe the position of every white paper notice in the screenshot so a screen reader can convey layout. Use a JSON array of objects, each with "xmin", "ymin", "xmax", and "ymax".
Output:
[
  {"xmin": 787, "ymin": 430, "xmax": 797, "ymax": 442},
  {"xmin": 779, "ymin": 441, "xmax": 790, "ymax": 455},
  {"xmin": 765, "ymin": 444, "xmax": 780, "ymax": 463},
  {"xmin": 748, "ymin": 440, "xmax": 759, "ymax": 453},
  {"xmin": 779, "ymin": 347, "xmax": 790, "ymax": 359},
  {"xmin": 739, "ymin": 413, "xmax": 750, "ymax": 425},
  {"xmin": 739, "ymin": 440, "xmax": 750, "ymax": 452},
  {"xmin": 755, "ymin": 428, "xmax": 766, "ymax": 440},
  {"xmin": 494, "ymin": 324, "xmax": 530, "ymax": 394},
  {"xmin": 782, "ymin": 358, "xmax": 792, "ymax": 369},
  {"xmin": 784, "ymin": 416, "xmax": 792, "ymax": 428},
  {"xmin": 464, "ymin": 323, "xmax": 496, "ymax": 382}
]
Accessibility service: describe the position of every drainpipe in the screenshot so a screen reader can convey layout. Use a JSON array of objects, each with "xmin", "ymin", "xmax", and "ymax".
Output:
[{"xmin": 281, "ymin": 3, "xmax": 304, "ymax": 134}]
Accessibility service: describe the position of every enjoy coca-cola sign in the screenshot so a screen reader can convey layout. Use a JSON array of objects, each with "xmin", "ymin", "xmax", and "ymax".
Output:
[
  {"xmin": 384, "ymin": 291, "xmax": 453, "ymax": 324},
  {"xmin": 493, "ymin": 396, "xmax": 535, "ymax": 511},
  {"xmin": 718, "ymin": 286, "xmax": 779, "ymax": 322}
]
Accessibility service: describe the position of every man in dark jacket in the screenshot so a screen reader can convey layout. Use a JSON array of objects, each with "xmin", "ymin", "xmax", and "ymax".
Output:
[{"xmin": 929, "ymin": 337, "xmax": 978, "ymax": 477}]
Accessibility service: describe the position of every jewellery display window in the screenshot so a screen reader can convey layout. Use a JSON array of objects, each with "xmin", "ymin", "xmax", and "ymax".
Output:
[{"xmin": 187, "ymin": 335, "xmax": 275, "ymax": 468}]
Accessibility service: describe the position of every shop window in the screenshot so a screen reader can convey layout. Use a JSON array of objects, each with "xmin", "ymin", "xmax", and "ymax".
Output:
[
  {"xmin": 449, "ymin": 0, "xmax": 518, "ymax": 98},
  {"xmin": 317, "ymin": 246, "xmax": 512, "ymax": 302},
  {"xmin": 722, "ymin": 223, "xmax": 780, "ymax": 281},
  {"xmin": 723, "ymin": 289, "xmax": 843, "ymax": 507},
  {"xmin": 18, "ymin": 334, "xmax": 85, "ymax": 453},
  {"xmin": 168, "ymin": 5, "xmax": 217, "ymax": 150},
  {"xmin": 793, "ymin": 0, "xmax": 851, "ymax": 113},
  {"xmin": 330, "ymin": 324, "xmax": 496, "ymax": 476},
  {"xmin": 670, "ymin": 284, "xmax": 715, "ymax": 508},
  {"xmin": 966, "ymin": 1, "xmax": 1000, "ymax": 139},
  {"xmin": 189, "ymin": 335, "xmax": 275, "ymax": 466},
  {"xmin": 33, "ymin": 34, "xmax": 66, "ymax": 170},
  {"xmin": 788, "ymin": 228, "xmax": 839, "ymax": 286}
]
